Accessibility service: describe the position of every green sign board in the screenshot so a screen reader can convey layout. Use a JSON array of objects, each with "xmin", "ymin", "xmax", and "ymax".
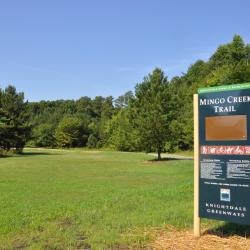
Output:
[{"xmin": 197, "ymin": 83, "xmax": 250, "ymax": 225}]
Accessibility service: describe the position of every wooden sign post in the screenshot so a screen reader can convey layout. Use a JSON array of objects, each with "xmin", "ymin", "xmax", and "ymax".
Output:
[
  {"xmin": 193, "ymin": 94, "xmax": 200, "ymax": 237},
  {"xmin": 194, "ymin": 83, "xmax": 250, "ymax": 237}
]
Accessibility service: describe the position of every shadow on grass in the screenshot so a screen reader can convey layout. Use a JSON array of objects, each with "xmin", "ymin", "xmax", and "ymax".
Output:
[
  {"xmin": 149, "ymin": 157, "xmax": 192, "ymax": 162},
  {"xmin": 204, "ymin": 222, "xmax": 250, "ymax": 238},
  {"xmin": 16, "ymin": 151, "xmax": 62, "ymax": 157},
  {"xmin": 0, "ymin": 155, "xmax": 12, "ymax": 158}
]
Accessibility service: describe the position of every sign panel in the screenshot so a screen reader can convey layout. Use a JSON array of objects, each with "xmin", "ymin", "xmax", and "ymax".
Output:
[{"xmin": 198, "ymin": 83, "xmax": 250, "ymax": 224}]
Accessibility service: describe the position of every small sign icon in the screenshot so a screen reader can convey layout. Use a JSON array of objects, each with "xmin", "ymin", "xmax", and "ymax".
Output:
[{"xmin": 220, "ymin": 189, "xmax": 230, "ymax": 202}]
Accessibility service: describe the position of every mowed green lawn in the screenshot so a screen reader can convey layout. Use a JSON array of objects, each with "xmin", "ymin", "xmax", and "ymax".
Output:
[{"xmin": 0, "ymin": 149, "xmax": 194, "ymax": 249}]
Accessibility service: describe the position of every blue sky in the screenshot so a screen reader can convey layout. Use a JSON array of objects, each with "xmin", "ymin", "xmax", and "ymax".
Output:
[{"xmin": 0, "ymin": 0, "xmax": 249, "ymax": 101}]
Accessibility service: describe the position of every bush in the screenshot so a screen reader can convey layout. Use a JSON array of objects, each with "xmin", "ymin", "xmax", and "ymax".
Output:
[
  {"xmin": 87, "ymin": 134, "xmax": 98, "ymax": 148},
  {"xmin": 0, "ymin": 148, "xmax": 17, "ymax": 157},
  {"xmin": 55, "ymin": 116, "xmax": 88, "ymax": 148},
  {"xmin": 33, "ymin": 124, "xmax": 55, "ymax": 147}
]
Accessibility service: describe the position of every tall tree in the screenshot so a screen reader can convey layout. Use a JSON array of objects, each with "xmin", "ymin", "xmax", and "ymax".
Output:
[
  {"xmin": 130, "ymin": 68, "xmax": 175, "ymax": 160},
  {"xmin": 0, "ymin": 86, "xmax": 30, "ymax": 152}
]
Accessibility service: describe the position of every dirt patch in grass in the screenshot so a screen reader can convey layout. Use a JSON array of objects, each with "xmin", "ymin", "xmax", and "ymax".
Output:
[
  {"xmin": 149, "ymin": 226, "xmax": 250, "ymax": 250},
  {"xmin": 57, "ymin": 217, "xmax": 73, "ymax": 230},
  {"xmin": 11, "ymin": 239, "xmax": 30, "ymax": 250}
]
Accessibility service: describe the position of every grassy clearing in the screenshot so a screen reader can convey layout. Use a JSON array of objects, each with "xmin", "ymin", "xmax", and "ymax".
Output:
[
  {"xmin": 0, "ymin": 149, "xmax": 195, "ymax": 249},
  {"xmin": 174, "ymin": 150, "xmax": 194, "ymax": 157}
]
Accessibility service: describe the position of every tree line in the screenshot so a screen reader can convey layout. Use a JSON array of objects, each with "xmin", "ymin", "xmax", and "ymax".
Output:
[{"xmin": 1, "ymin": 35, "xmax": 250, "ymax": 159}]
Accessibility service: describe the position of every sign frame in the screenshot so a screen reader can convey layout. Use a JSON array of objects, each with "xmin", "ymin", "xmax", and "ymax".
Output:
[{"xmin": 193, "ymin": 83, "xmax": 250, "ymax": 237}]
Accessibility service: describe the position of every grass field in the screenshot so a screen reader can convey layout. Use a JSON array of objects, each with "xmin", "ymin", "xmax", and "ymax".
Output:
[{"xmin": 0, "ymin": 149, "xmax": 206, "ymax": 249}]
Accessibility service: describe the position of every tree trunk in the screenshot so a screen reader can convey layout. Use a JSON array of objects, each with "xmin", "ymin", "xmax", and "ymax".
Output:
[{"xmin": 157, "ymin": 148, "xmax": 161, "ymax": 160}]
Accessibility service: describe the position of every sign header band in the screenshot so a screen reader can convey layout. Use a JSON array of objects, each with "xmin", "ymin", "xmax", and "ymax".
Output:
[{"xmin": 198, "ymin": 83, "xmax": 250, "ymax": 94}]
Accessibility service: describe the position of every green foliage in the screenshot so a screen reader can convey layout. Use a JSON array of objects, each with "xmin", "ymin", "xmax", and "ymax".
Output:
[
  {"xmin": 87, "ymin": 134, "xmax": 98, "ymax": 148},
  {"xmin": 33, "ymin": 123, "xmax": 56, "ymax": 147},
  {"xmin": 26, "ymin": 96, "xmax": 115, "ymax": 149},
  {"xmin": 209, "ymin": 35, "xmax": 246, "ymax": 68},
  {"xmin": 130, "ymin": 68, "xmax": 176, "ymax": 159},
  {"xmin": 168, "ymin": 34, "xmax": 250, "ymax": 151},
  {"xmin": 104, "ymin": 109, "xmax": 140, "ymax": 151},
  {"xmin": 55, "ymin": 117, "xmax": 87, "ymax": 148},
  {"xmin": 0, "ymin": 86, "xmax": 30, "ymax": 153},
  {"xmin": 8, "ymin": 34, "xmax": 250, "ymax": 153}
]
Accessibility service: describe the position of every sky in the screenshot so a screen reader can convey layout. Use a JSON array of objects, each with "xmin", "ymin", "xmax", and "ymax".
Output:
[{"xmin": 0, "ymin": 0, "xmax": 249, "ymax": 102}]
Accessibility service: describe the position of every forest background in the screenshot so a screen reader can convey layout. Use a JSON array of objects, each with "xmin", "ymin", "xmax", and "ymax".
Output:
[{"xmin": 1, "ymin": 35, "xmax": 250, "ymax": 159}]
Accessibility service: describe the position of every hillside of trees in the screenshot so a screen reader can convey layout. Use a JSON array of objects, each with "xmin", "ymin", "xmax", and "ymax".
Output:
[{"xmin": 1, "ymin": 35, "xmax": 250, "ymax": 158}]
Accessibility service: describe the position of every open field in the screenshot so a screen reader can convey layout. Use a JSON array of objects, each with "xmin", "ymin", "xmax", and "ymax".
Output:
[{"xmin": 0, "ymin": 149, "xmax": 249, "ymax": 249}]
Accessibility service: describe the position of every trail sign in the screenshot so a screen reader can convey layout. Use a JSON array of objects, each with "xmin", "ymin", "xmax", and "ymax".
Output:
[{"xmin": 194, "ymin": 83, "xmax": 250, "ymax": 236}]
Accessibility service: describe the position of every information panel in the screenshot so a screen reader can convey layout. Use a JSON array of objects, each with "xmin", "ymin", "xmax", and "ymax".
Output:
[{"xmin": 198, "ymin": 83, "xmax": 250, "ymax": 224}]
